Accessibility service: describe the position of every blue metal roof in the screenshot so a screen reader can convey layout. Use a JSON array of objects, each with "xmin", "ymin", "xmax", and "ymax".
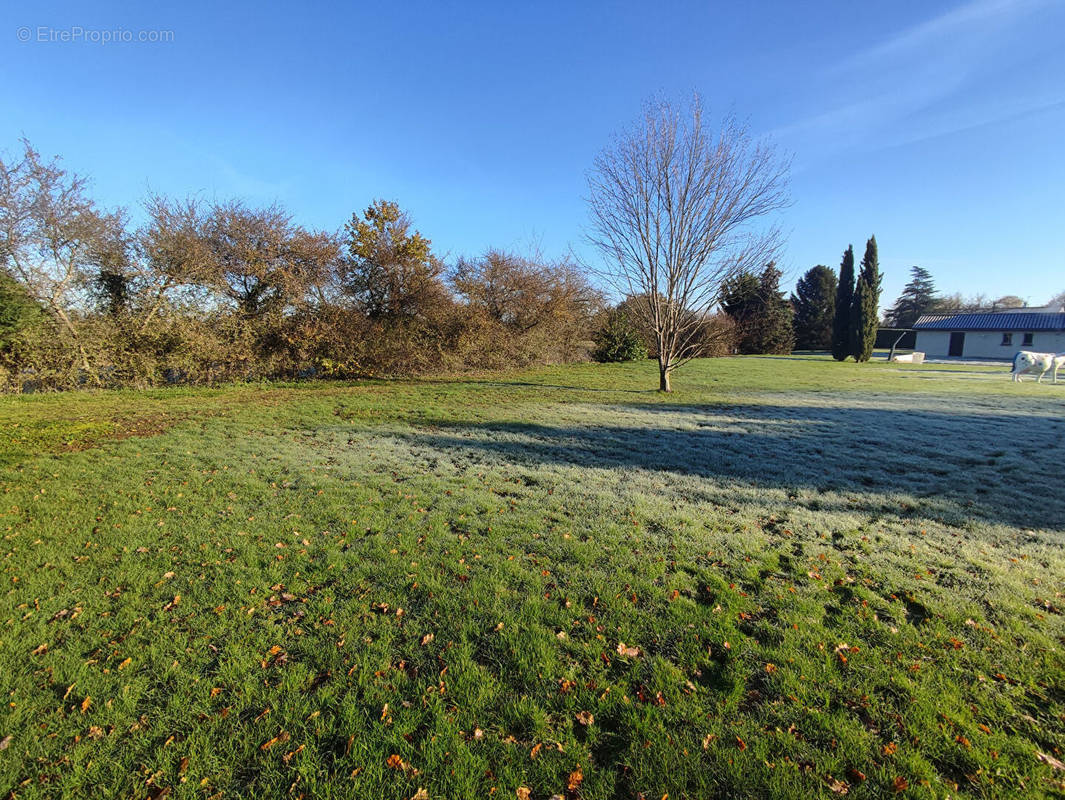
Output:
[{"xmin": 913, "ymin": 312, "xmax": 1065, "ymax": 331}]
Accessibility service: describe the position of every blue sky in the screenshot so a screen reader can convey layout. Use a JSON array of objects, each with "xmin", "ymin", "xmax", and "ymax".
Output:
[{"xmin": 3, "ymin": 0, "xmax": 1063, "ymax": 309}]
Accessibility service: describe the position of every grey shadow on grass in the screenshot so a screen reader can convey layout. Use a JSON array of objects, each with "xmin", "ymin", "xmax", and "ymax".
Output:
[{"xmin": 403, "ymin": 401, "xmax": 1065, "ymax": 530}]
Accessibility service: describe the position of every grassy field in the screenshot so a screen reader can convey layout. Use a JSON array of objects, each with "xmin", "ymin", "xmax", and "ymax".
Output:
[{"xmin": 1, "ymin": 356, "xmax": 1063, "ymax": 799}]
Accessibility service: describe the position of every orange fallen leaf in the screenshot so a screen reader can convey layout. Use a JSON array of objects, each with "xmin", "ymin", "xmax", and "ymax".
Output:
[
  {"xmin": 260, "ymin": 731, "xmax": 290, "ymax": 750},
  {"xmin": 118, "ymin": 657, "xmax": 132, "ymax": 670},
  {"xmin": 736, "ymin": 737, "xmax": 747, "ymax": 750},
  {"xmin": 567, "ymin": 766, "xmax": 584, "ymax": 791},
  {"xmin": 386, "ymin": 753, "xmax": 407, "ymax": 770},
  {"xmin": 892, "ymin": 776, "xmax": 908, "ymax": 793},
  {"xmin": 516, "ymin": 788, "xmax": 531, "ymax": 800},
  {"xmin": 80, "ymin": 696, "xmax": 91, "ymax": 713},
  {"xmin": 575, "ymin": 711, "xmax": 593, "ymax": 726},
  {"xmin": 530, "ymin": 742, "xmax": 543, "ymax": 759}
]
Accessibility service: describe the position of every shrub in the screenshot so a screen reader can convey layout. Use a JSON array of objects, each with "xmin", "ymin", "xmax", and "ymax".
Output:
[{"xmin": 593, "ymin": 308, "xmax": 648, "ymax": 362}]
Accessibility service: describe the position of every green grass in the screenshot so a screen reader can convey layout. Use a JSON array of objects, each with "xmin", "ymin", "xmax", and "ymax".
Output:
[{"xmin": 1, "ymin": 356, "xmax": 1063, "ymax": 799}]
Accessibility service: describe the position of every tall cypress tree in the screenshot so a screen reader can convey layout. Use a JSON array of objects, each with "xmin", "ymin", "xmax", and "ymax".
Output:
[
  {"xmin": 831, "ymin": 246, "xmax": 854, "ymax": 361},
  {"xmin": 851, "ymin": 236, "xmax": 881, "ymax": 362}
]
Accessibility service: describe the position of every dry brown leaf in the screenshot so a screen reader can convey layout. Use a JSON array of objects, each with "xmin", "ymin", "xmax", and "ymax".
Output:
[
  {"xmin": 0, "ymin": 735, "xmax": 11, "ymax": 750},
  {"xmin": 825, "ymin": 775, "xmax": 849, "ymax": 794},
  {"xmin": 616, "ymin": 642, "xmax": 641, "ymax": 658},
  {"xmin": 260, "ymin": 731, "xmax": 290, "ymax": 750},
  {"xmin": 567, "ymin": 766, "xmax": 584, "ymax": 791},
  {"xmin": 892, "ymin": 776, "xmax": 909, "ymax": 793},
  {"xmin": 386, "ymin": 753, "xmax": 407, "ymax": 770},
  {"xmin": 420, "ymin": 633, "xmax": 434, "ymax": 646},
  {"xmin": 80, "ymin": 696, "xmax": 91, "ymax": 713},
  {"xmin": 31, "ymin": 643, "xmax": 48, "ymax": 656},
  {"xmin": 118, "ymin": 657, "xmax": 132, "ymax": 671},
  {"xmin": 575, "ymin": 711, "xmax": 594, "ymax": 726},
  {"xmin": 516, "ymin": 788, "xmax": 531, "ymax": 800},
  {"xmin": 530, "ymin": 742, "xmax": 543, "ymax": 759},
  {"xmin": 410, "ymin": 790, "xmax": 429, "ymax": 800},
  {"xmin": 163, "ymin": 594, "xmax": 181, "ymax": 612}
]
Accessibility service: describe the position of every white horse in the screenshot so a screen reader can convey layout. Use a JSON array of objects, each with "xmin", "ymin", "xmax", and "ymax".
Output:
[{"xmin": 1011, "ymin": 350, "xmax": 1065, "ymax": 383}]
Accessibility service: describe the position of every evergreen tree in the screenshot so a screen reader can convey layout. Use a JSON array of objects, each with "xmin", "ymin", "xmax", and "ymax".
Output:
[
  {"xmin": 791, "ymin": 265, "xmax": 837, "ymax": 350},
  {"xmin": 719, "ymin": 264, "xmax": 793, "ymax": 354},
  {"xmin": 755, "ymin": 263, "xmax": 795, "ymax": 354},
  {"xmin": 831, "ymin": 246, "xmax": 854, "ymax": 361},
  {"xmin": 885, "ymin": 265, "xmax": 936, "ymax": 328},
  {"xmin": 851, "ymin": 236, "xmax": 881, "ymax": 362},
  {"xmin": 718, "ymin": 271, "xmax": 763, "ymax": 354},
  {"xmin": 593, "ymin": 307, "xmax": 648, "ymax": 362}
]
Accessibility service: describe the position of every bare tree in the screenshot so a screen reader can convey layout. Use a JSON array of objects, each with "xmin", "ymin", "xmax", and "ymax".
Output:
[
  {"xmin": 0, "ymin": 139, "xmax": 121, "ymax": 374},
  {"xmin": 586, "ymin": 97, "xmax": 789, "ymax": 390}
]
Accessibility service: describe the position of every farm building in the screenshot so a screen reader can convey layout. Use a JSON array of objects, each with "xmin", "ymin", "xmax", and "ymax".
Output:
[{"xmin": 913, "ymin": 307, "xmax": 1065, "ymax": 359}]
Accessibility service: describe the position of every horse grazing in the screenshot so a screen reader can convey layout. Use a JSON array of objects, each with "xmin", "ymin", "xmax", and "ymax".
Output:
[{"xmin": 1011, "ymin": 350, "xmax": 1065, "ymax": 383}]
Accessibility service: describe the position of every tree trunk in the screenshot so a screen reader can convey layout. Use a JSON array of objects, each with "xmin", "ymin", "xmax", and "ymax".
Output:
[{"xmin": 659, "ymin": 361, "xmax": 672, "ymax": 392}]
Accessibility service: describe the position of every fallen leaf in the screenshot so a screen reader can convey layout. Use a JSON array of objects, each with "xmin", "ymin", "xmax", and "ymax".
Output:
[
  {"xmin": 892, "ymin": 776, "xmax": 909, "ymax": 793},
  {"xmin": 575, "ymin": 711, "xmax": 594, "ymax": 726},
  {"xmin": 825, "ymin": 775, "xmax": 849, "ymax": 795},
  {"xmin": 80, "ymin": 696, "xmax": 91, "ymax": 713},
  {"xmin": 118, "ymin": 657, "xmax": 132, "ymax": 671},
  {"xmin": 163, "ymin": 594, "xmax": 181, "ymax": 612},
  {"xmin": 386, "ymin": 754, "xmax": 407, "ymax": 770},
  {"xmin": 616, "ymin": 642, "xmax": 641, "ymax": 658},
  {"xmin": 847, "ymin": 768, "xmax": 866, "ymax": 784},
  {"xmin": 87, "ymin": 726, "xmax": 105, "ymax": 739},
  {"xmin": 1038, "ymin": 752, "xmax": 1065, "ymax": 771},
  {"xmin": 260, "ymin": 731, "xmax": 290, "ymax": 750},
  {"xmin": 410, "ymin": 790, "xmax": 429, "ymax": 800},
  {"xmin": 31, "ymin": 643, "xmax": 48, "ymax": 656},
  {"xmin": 736, "ymin": 737, "xmax": 747, "ymax": 750},
  {"xmin": 530, "ymin": 742, "xmax": 543, "ymax": 759},
  {"xmin": 516, "ymin": 788, "xmax": 531, "ymax": 800},
  {"xmin": 420, "ymin": 633, "xmax": 434, "ymax": 646},
  {"xmin": 567, "ymin": 766, "xmax": 584, "ymax": 791},
  {"xmin": 0, "ymin": 735, "xmax": 11, "ymax": 750}
]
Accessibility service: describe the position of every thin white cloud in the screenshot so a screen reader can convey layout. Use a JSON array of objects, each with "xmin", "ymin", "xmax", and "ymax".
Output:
[{"xmin": 773, "ymin": 0, "xmax": 1060, "ymax": 159}]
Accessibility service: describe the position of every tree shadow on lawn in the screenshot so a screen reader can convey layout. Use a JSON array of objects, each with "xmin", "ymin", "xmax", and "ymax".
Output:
[{"xmin": 403, "ymin": 401, "xmax": 1065, "ymax": 531}]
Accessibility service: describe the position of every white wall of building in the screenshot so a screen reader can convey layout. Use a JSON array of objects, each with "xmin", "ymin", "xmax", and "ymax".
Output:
[{"xmin": 915, "ymin": 330, "xmax": 1065, "ymax": 359}]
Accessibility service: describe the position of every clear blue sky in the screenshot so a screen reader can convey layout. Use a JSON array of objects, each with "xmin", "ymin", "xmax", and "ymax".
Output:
[{"xmin": 3, "ymin": 0, "xmax": 1064, "ymax": 309}]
